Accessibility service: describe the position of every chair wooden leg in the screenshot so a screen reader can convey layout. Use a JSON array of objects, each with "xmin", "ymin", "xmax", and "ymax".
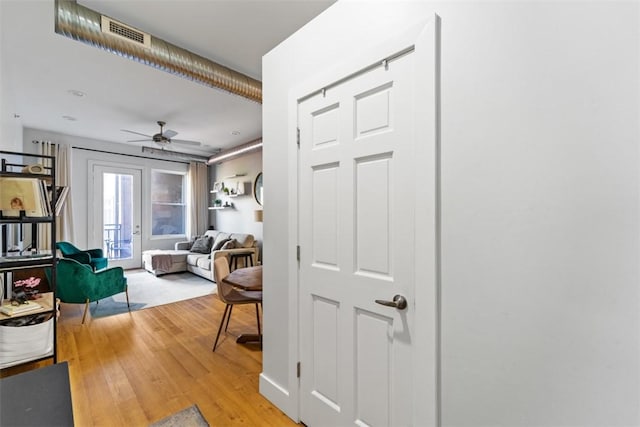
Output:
[
  {"xmin": 255, "ymin": 303, "xmax": 261, "ymax": 336},
  {"xmin": 81, "ymin": 299, "xmax": 90, "ymax": 324},
  {"xmin": 213, "ymin": 304, "xmax": 231, "ymax": 351},
  {"xmin": 224, "ymin": 305, "xmax": 234, "ymax": 332}
]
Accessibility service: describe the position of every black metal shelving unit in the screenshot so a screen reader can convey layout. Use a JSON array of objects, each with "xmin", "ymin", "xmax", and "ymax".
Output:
[{"xmin": 0, "ymin": 150, "xmax": 58, "ymax": 369}]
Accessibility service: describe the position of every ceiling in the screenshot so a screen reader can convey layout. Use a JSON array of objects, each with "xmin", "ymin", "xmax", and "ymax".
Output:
[{"xmin": 0, "ymin": 0, "xmax": 335, "ymax": 157}]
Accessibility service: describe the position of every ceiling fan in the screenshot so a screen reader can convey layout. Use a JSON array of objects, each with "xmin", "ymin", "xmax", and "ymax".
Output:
[{"xmin": 121, "ymin": 121, "xmax": 201, "ymax": 147}]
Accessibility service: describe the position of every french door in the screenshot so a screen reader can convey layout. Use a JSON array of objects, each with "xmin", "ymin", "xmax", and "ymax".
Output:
[{"xmin": 91, "ymin": 164, "xmax": 142, "ymax": 269}]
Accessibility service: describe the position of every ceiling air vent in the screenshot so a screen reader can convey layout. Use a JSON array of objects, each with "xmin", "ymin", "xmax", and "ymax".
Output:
[{"xmin": 100, "ymin": 16, "xmax": 150, "ymax": 48}]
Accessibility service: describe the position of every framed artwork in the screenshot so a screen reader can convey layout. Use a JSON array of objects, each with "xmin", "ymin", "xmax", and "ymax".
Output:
[{"xmin": 213, "ymin": 181, "xmax": 223, "ymax": 193}]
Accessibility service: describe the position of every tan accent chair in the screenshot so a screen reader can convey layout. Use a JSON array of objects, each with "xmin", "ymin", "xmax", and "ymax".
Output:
[{"xmin": 212, "ymin": 257, "xmax": 262, "ymax": 351}]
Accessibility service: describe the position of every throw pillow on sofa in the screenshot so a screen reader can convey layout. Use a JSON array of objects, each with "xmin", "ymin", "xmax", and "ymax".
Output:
[
  {"xmin": 187, "ymin": 235, "xmax": 201, "ymax": 250},
  {"xmin": 191, "ymin": 235, "xmax": 213, "ymax": 253},
  {"xmin": 220, "ymin": 239, "xmax": 237, "ymax": 250},
  {"xmin": 212, "ymin": 238, "xmax": 232, "ymax": 251},
  {"xmin": 211, "ymin": 233, "xmax": 230, "ymax": 250}
]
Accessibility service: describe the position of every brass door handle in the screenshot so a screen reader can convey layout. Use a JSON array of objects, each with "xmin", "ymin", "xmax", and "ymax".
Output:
[{"xmin": 375, "ymin": 295, "xmax": 407, "ymax": 310}]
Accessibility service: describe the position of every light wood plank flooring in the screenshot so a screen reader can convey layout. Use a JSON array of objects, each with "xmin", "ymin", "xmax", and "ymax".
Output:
[{"xmin": 2, "ymin": 292, "xmax": 297, "ymax": 426}]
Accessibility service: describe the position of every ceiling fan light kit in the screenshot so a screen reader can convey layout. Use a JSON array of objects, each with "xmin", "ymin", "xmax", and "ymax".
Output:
[{"xmin": 122, "ymin": 120, "xmax": 202, "ymax": 148}]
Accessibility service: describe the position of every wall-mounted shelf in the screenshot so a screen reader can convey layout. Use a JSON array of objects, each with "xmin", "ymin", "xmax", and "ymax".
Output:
[
  {"xmin": 210, "ymin": 173, "xmax": 249, "ymax": 211},
  {"xmin": 209, "ymin": 202, "xmax": 234, "ymax": 210}
]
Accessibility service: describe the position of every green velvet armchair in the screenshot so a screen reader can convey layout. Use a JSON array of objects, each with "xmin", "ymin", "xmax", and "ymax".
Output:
[
  {"xmin": 45, "ymin": 258, "xmax": 129, "ymax": 324},
  {"xmin": 56, "ymin": 241, "xmax": 108, "ymax": 271}
]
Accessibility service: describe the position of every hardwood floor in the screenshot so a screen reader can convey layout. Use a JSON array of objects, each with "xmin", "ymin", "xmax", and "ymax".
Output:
[{"xmin": 2, "ymin": 293, "xmax": 297, "ymax": 426}]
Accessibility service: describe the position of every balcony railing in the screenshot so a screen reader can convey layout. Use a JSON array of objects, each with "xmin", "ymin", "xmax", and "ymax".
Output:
[{"xmin": 103, "ymin": 224, "xmax": 131, "ymax": 259}]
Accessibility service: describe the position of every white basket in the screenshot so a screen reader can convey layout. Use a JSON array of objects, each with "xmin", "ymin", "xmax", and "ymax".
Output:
[{"xmin": 0, "ymin": 317, "xmax": 54, "ymax": 369}]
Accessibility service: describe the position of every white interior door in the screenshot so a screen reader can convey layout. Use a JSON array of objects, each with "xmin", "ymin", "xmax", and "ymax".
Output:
[
  {"xmin": 91, "ymin": 164, "xmax": 142, "ymax": 270},
  {"xmin": 298, "ymin": 22, "xmax": 439, "ymax": 427}
]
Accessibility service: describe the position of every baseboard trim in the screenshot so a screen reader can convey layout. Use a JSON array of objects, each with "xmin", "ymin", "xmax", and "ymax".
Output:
[{"xmin": 259, "ymin": 373, "xmax": 297, "ymax": 422}]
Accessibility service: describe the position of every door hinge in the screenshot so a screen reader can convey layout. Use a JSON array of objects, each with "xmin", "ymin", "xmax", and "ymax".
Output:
[
  {"xmin": 296, "ymin": 128, "xmax": 300, "ymax": 148},
  {"xmin": 296, "ymin": 245, "xmax": 300, "ymax": 262},
  {"xmin": 297, "ymin": 362, "xmax": 301, "ymax": 378}
]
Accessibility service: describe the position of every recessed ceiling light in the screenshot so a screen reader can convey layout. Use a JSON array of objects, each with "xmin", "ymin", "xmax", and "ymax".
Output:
[
  {"xmin": 62, "ymin": 115, "xmax": 77, "ymax": 121},
  {"xmin": 67, "ymin": 89, "xmax": 85, "ymax": 97},
  {"xmin": 231, "ymin": 130, "xmax": 240, "ymax": 136}
]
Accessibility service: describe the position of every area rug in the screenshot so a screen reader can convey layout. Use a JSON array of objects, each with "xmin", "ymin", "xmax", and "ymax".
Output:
[
  {"xmin": 90, "ymin": 269, "xmax": 216, "ymax": 318},
  {"xmin": 149, "ymin": 404, "xmax": 209, "ymax": 427}
]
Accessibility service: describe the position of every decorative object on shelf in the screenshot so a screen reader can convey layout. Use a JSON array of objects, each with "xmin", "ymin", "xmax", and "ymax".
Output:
[
  {"xmin": 21, "ymin": 164, "xmax": 46, "ymax": 174},
  {"xmin": 212, "ymin": 182, "xmax": 223, "ymax": 193},
  {"xmin": 254, "ymin": 172, "xmax": 263, "ymax": 206},
  {"xmin": 14, "ymin": 276, "xmax": 41, "ymax": 300},
  {"xmin": 254, "ymin": 210, "xmax": 263, "ymax": 222},
  {"xmin": 214, "ymin": 199, "xmax": 222, "ymax": 207},
  {"xmin": 11, "ymin": 288, "xmax": 28, "ymax": 305},
  {"xmin": 52, "ymin": 186, "xmax": 70, "ymax": 216},
  {"xmin": 227, "ymin": 181, "xmax": 245, "ymax": 196},
  {"xmin": 0, "ymin": 177, "xmax": 49, "ymax": 217},
  {"xmin": 1, "ymin": 299, "xmax": 42, "ymax": 316}
]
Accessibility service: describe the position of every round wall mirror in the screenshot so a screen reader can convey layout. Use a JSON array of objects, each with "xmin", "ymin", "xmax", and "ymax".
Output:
[{"xmin": 254, "ymin": 172, "xmax": 263, "ymax": 206}]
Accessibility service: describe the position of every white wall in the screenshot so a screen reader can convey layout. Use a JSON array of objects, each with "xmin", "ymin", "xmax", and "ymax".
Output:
[
  {"xmin": 262, "ymin": 1, "xmax": 639, "ymax": 425},
  {"xmin": 0, "ymin": 96, "xmax": 22, "ymax": 152},
  {"xmin": 0, "ymin": 1, "xmax": 22, "ymax": 152},
  {"xmin": 22, "ymin": 128, "xmax": 193, "ymax": 253},
  {"xmin": 210, "ymin": 150, "xmax": 263, "ymax": 258}
]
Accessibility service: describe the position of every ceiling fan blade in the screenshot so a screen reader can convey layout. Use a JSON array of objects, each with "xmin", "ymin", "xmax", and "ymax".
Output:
[
  {"xmin": 163, "ymin": 129, "xmax": 178, "ymax": 139},
  {"xmin": 121, "ymin": 129, "xmax": 152, "ymax": 138},
  {"xmin": 127, "ymin": 138, "xmax": 152, "ymax": 142},
  {"xmin": 172, "ymin": 139, "xmax": 201, "ymax": 146}
]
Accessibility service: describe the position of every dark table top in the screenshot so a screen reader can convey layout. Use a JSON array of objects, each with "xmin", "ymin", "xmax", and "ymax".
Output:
[{"xmin": 223, "ymin": 265, "xmax": 262, "ymax": 291}]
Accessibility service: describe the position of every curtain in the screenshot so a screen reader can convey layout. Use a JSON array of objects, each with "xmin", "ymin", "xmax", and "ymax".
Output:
[
  {"xmin": 38, "ymin": 141, "xmax": 74, "ymax": 249},
  {"xmin": 56, "ymin": 144, "xmax": 74, "ymax": 243},
  {"xmin": 188, "ymin": 161, "xmax": 208, "ymax": 237}
]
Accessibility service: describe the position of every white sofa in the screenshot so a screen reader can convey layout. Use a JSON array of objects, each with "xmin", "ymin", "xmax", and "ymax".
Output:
[{"xmin": 142, "ymin": 230, "xmax": 258, "ymax": 282}]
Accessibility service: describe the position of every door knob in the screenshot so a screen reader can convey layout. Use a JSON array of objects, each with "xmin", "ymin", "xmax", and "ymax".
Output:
[{"xmin": 375, "ymin": 294, "xmax": 407, "ymax": 310}]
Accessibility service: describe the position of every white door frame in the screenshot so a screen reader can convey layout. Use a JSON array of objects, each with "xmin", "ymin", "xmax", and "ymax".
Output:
[
  {"xmin": 286, "ymin": 16, "xmax": 441, "ymax": 425},
  {"xmin": 88, "ymin": 161, "xmax": 143, "ymax": 270}
]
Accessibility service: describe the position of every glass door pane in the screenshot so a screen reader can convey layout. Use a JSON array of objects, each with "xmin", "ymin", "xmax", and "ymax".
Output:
[
  {"xmin": 103, "ymin": 173, "xmax": 133, "ymax": 260},
  {"xmin": 91, "ymin": 164, "xmax": 142, "ymax": 270}
]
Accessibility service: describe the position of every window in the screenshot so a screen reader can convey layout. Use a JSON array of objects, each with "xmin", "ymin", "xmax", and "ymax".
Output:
[{"xmin": 151, "ymin": 170, "xmax": 186, "ymax": 237}]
